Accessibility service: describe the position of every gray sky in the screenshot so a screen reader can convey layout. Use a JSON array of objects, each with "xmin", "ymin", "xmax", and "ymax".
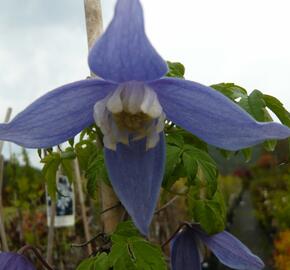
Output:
[{"xmin": 1, "ymin": 0, "xmax": 290, "ymax": 166}]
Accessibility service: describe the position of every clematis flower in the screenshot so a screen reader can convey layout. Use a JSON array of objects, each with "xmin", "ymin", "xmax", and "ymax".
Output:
[
  {"xmin": 0, "ymin": 0, "xmax": 289, "ymax": 234},
  {"xmin": 0, "ymin": 252, "xmax": 36, "ymax": 270},
  {"xmin": 171, "ymin": 224, "xmax": 265, "ymax": 270}
]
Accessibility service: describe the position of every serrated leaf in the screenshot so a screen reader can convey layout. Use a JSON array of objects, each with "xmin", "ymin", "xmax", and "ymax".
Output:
[
  {"xmin": 211, "ymin": 83, "xmax": 247, "ymax": 101},
  {"xmin": 190, "ymin": 191, "xmax": 226, "ymax": 235},
  {"xmin": 183, "ymin": 145, "xmax": 218, "ymax": 198},
  {"xmin": 76, "ymin": 257, "xmax": 95, "ymax": 270},
  {"xmin": 41, "ymin": 153, "xmax": 61, "ymax": 200},
  {"xmin": 263, "ymin": 94, "xmax": 290, "ymax": 127},
  {"xmin": 61, "ymin": 159, "xmax": 73, "ymax": 183},
  {"xmin": 109, "ymin": 222, "xmax": 166, "ymax": 270},
  {"xmin": 162, "ymin": 145, "xmax": 183, "ymax": 189},
  {"xmin": 109, "ymin": 243, "xmax": 137, "ymax": 270},
  {"xmin": 241, "ymin": 90, "xmax": 278, "ymax": 152},
  {"xmin": 77, "ymin": 253, "xmax": 110, "ymax": 270},
  {"xmin": 238, "ymin": 96, "xmax": 252, "ymax": 114},
  {"xmin": 132, "ymin": 240, "xmax": 167, "ymax": 270},
  {"xmin": 182, "ymin": 151, "xmax": 198, "ymax": 186},
  {"xmin": 113, "ymin": 221, "xmax": 140, "ymax": 238},
  {"xmin": 248, "ymin": 90, "xmax": 267, "ymax": 122},
  {"xmin": 166, "ymin": 61, "xmax": 185, "ymax": 78},
  {"xmin": 75, "ymin": 140, "xmax": 98, "ymax": 171},
  {"xmin": 86, "ymin": 150, "xmax": 109, "ymax": 199},
  {"xmin": 166, "ymin": 132, "xmax": 184, "ymax": 148},
  {"xmin": 242, "ymin": 148, "xmax": 253, "ymax": 163},
  {"xmin": 93, "ymin": 253, "xmax": 110, "ymax": 269}
]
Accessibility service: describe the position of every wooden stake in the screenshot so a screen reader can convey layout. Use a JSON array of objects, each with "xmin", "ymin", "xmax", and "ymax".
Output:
[
  {"xmin": 73, "ymin": 159, "xmax": 92, "ymax": 254},
  {"xmin": 0, "ymin": 107, "xmax": 12, "ymax": 251},
  {"xmin": 0, "ymin": 108, "xmax": 12, "ymax": 154},
  {"xmin": 0, "ymin": 155, "xmax": 8, "ymax": 251},
  {"xmin": 46, "ymin": 199, "xmax": 56, "ymax": 265},
  {"xmin": 84, "ymin": 0, "xmax": 122, "ymax": 234}
]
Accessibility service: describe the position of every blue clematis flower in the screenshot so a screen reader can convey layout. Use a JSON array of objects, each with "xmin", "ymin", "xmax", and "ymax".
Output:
[
  {"xmin": 0, "ymin": 0, "xmax": 289, "ymax": 234},
  {"xmin": 171, "ymin": 224, "xmax": 265, "ymax": 270},
  {"xmin": 0, "ymin": 252, "xmax": 36, "ymax": 270}
]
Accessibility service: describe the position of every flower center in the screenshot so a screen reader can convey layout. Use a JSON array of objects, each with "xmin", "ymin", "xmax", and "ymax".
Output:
[
  {"xmin": 94, "ymin": 81, "xmax": 165, "ymax": 151},
  {"xmin": 113, "ymin": 111, "xmax": 152, "ymax": 132}
]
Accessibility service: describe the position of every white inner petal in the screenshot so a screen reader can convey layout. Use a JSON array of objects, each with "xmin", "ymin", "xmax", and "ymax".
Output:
[
  {"xmin": 94, "ymin": 82, "xmax": 165, "ymax": 150},
  {"xmin": 106, "ymin": 87, "xmax": 123, "ymax": 113},
  {"xmin": 141, "ymin": 86, "xmax": 162, "ymax": 118}
]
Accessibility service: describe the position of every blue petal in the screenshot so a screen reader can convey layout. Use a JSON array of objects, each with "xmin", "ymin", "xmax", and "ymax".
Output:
[
  {"xmin": 195, "ymin": 229, "xmax": 265, "ymax": 270},
  {"xmin": 104, "ymin": 133, "xmax": 165, "ymax": 235},
  {"xmin": 171, "ymin": 229, "xmax": 201, "ymax": 270},
  {"xmin": 0, "ymin": 79, "xmax": 117, "ymax": 148},
  {"xmin": 0, "ymin": 252, "xmax": 36, "ymax": 270},
  {"xmin": 150, "ymin": 78, "xmax": 290, "ymax": 150},
  {"xmin": 88, "ymin": 0, "xmax": 168, "ymax": 83}
]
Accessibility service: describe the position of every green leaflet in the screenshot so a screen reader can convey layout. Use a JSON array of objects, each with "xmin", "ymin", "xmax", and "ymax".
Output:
[
  {"xmin": 76, "ymin": 253, "xmax": 110, "ymax": 270},
  {"xmin": 189, "ymin": 190, "xmax": 226, "ymax": 235},
  {"xmin": 163, "ymin": 131, "xmax": 218, "ymax": 197},
  {"xmin": 263, "ymin": 94, "xmax": 290, "ymax": 127},
  {"xmin": 41, "ymin": 153, "xmax": 61, "ymax": 200},
  {"xmin": 211, "ymin": 83, "xmax": 248, "ymax": 101},
  {"xmin": 41, "ymin": 147, "xmax": 76, "ymax": 199},
  {"xmin": 109, "ymin": 221, "xmax": 167, "ymax": 270},
  {"xmin": 166, "ymin": 61, "xmax": 185, "ymax": 78}
]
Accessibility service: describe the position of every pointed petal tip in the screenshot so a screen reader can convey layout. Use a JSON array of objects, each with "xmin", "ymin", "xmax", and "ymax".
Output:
[
  {"xmin": 197, "ymin": 229, "xmax": 265, "ymax": 270},
  {"xmin": 0, "ymin": 80, "xmax": 117, "ymax": 149},
  {"xmin": 88, "ymin": 0, "xmax": 167, "ymax": 82},
  {"xmin": 151, "ymin": 78, "xmax": 290, "ymax": 151},
  {"xmin": 104, "ymin": 134, "xmax": 165, "ymax": 235}
]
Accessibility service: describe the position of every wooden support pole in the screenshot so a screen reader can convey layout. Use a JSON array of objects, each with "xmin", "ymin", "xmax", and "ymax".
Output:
[
  {"xmin": 0, "ymin": 108, "xmax": 12, "ymax": 154},
  {"xmin": 46, "ymin": 199, "xmax": 56, "ymax": 265},
  {"xmin": 73, "ymin": 159, "xmax": 92, "ymax": 254},
  {"xmin": 0, "ymin": 107, "xmax": 12, "ymax": 251},
  {"xmin": 0, "ymin": 155, "xmax": 8, "ymax": 251},
  {"xmin": 84, "ymin": 0, "xmax": 122, "ymax": 234}
]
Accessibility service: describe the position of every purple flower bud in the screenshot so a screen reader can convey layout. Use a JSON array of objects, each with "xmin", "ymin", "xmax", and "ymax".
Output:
[{"xmin": 0, "ymin": 252, "xmax": 36, "ymax": 270}]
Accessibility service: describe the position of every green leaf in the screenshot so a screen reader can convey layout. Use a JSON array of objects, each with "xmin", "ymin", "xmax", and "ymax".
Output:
[
  {"xmin": 162, "ymin": 145, "xmax": 183, "ymax": 189},
  {"xmin": 243, "ymin": 90, "xmax": 278, "ymax": 151},
  {"xmin": 166, "ymin": 132, "xmax": 184, "ymax": 148},
  {"xmin": 166, "ymin": 61, "xmax": 185, "ymax": 78},
  {"xmin": 211, "ymin": 83, "xmax": 247, "ymax": 101},
  {"xmin": 75, "ymin": 140, "xmax": 98, "ymax": 171},
  {"xmin": 113, "ymin": 221, "xmax": 140, "ymax": 239},
  {"xmin": 242, "ymin": 148, "xmax": 253, "ymax": 163},
  {"xmin": 76, "ymin": 257, "xmax": 95, "ymax": 270},
  {"xmin": 190, "ymin": 191, "xmax": 226, "ymax": 235},
  {"xmin": 41, "ymin": 153, "xmax": 61, "ymax": 200},
  {"xmin": 68, "ymin": 137, "xmax": 75, "ymax": 147},
  {"xmin": 61, "ymin": 159, "xmax": 73, "ymax": 183},
  {"xmin": 182, "ymin": 151, "xmax": 198, "ymax": 186},
  {"xmin": 132, "ymin": 240, "xmax": 167, "ymax": 270},
  {"xmin": 183, "ymin": 145, "xmax": 218, "ymax": 198},
  {"xmin": 248, "ymin": 90, "xmax": 267, "ymax": 122},
  {"xmin": 109, "ymin": 222, "xmax": 167, "ymax": 270},
  {"xmin": 86, "ymin": 150, "xmax": 109, "ymax": 199},
  {"xmin": 77, "ymin": 253, "xmax": 110, "ymax": 270},
  {"xmin": 93, "ymin": 253, "xmax": 110, "ymax": 269},
  {"xmin": 109, "ymin": 242, "xmax": 137, "ymax": 270},
  {"xmin": 60, "ymin": 147, "xmax": 76, "ymax": 160},
  {"xmin": 263, "ymin": 94, "xmax": 290, "ymax": 127}
]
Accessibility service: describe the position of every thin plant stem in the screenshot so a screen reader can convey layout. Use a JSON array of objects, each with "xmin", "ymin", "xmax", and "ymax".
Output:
[{"xmin": 18, "ymin": 245, "xmax": 54, "ymax": 270}]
